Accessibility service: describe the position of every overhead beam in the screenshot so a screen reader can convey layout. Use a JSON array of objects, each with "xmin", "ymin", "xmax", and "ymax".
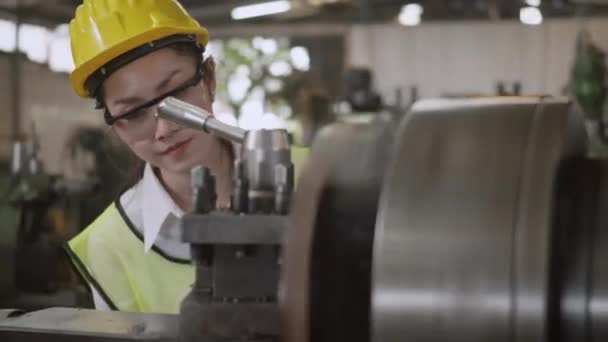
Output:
[
  {"xmin": 207, "ymin": 22, "xmax": 349, "ymax": 38},
  {"xmin": 187, "ymin": 0, "xmax": 260, "ymax": 19},
  {"xmin": 0, "ymin": 0, "xmax": 39, "ymax": 9}
]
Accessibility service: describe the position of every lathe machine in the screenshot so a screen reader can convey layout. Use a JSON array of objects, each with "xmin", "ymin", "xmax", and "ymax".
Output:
[{"xmin": 1, "ymin": 96, "xmax": 605, "ymax": 342}]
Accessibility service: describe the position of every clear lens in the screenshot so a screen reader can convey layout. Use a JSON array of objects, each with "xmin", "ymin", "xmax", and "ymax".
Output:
[{"xmin": 112, "ymin": 84, "xmax": 199, "ymax": 140}]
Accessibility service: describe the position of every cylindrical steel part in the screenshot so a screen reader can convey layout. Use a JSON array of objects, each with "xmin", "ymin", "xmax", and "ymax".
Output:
[
  {"xmin": 371, "ymin": 98, "xmax": 575, "ymax": 342},
  {"xmin": 10, "ymin": 142, "xmax": 24, "ymax": 176},
  {"xmin": 191, "ymin": 166, "xmax": 216, "ymax": 215},
  {"xmin": 241, "ymin": 129, "xmax": 293, "ymax": 214},
  {"xmin": 282, "ymin": 97, "xmax": 608, "ymax": 342},
  {"xmin": 158, "ymin": 97, "xmax": 246, "ymax": 143}
]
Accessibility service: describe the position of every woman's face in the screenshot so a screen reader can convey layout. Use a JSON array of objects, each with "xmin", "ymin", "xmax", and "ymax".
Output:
[{"xmin": 102, "ymin": 47, "xmax": 221, "ymax": 175}]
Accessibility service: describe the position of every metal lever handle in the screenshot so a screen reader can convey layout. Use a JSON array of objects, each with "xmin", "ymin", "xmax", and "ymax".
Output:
[{"xmin": 157, "ymin": 97, "xmax": 246, "ymax": 143}]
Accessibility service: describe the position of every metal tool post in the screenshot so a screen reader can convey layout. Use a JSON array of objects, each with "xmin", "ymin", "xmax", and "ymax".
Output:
[{"xmin": 157, "ymin": 97, "xmax": 294, "ymax": 342}]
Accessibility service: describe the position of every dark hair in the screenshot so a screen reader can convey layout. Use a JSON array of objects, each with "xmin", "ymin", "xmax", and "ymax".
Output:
[
  {"xmin": 94, "ymin": 42, "xmax": 201, "ymax": 110},
  {"xmin": 96, "ymin": 43, "xmax": 235, "ymax": 191}
]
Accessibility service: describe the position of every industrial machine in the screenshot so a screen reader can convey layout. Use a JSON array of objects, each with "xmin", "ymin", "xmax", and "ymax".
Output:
[
  {"xmin": 1, "ymin": 132, "xmax": 98, "ymax": 310},
  {"xmin": 334, "ymin": 68, "xmax": 409, "ymax": 125},
  {"xmin": 281, "ymin": 96, "xmax": 597, "ymax": 342},
  {"xmin": 1, "ymin": 96, "xmax": 606, "ymax": 342},
  {"xmin": 158, "ymin": 97, "xmax": 293, "ymax": 342}
]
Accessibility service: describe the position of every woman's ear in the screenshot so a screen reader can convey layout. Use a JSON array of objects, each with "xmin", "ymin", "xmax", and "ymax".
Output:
[{"xmin": 202, "ymin": 57, "xmax": 216, "ymax": 102}]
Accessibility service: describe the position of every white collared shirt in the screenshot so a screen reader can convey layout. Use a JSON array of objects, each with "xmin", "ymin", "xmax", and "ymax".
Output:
[{"xmin": 91, "ymin": 163, "xmax": 191, "ymax": 310}]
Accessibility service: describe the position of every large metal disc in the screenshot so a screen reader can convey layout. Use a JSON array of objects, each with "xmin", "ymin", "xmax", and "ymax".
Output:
[
  {"xmin": 281, "ymin": 119, "xmax": 394, "ymax": 342},
  {"xmin": 371, "ymin": 98, "xmax": 576, "ymax": 342}
]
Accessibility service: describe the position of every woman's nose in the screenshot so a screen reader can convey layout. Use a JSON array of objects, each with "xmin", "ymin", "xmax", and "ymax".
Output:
[{"xmin": 154, "ymin": 114, "xmax": 181, "ymax": 141}]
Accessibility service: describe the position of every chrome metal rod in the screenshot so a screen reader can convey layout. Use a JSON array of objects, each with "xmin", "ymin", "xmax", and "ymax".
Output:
[{"xmin": 157, "ymin": 97, "xmax": 246, "ymax": 143}]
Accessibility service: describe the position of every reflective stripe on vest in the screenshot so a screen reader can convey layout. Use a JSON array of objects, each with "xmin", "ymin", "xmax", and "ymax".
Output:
[{"xmin": 66, "ymin": 202, "xmax": 194, "ymax": 313}]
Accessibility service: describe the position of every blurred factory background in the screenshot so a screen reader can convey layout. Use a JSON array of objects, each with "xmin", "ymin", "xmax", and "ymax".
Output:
[
  {"xmin": 0, "ymin": 1, "xmax": 606, "ymax": 168},
  {"xmin": 0, "ymin": 0, "xmax": 606, "ymax": 313}
]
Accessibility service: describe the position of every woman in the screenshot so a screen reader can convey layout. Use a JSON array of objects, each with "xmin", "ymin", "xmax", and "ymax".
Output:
[{"xmin": 64, "ymin": 0, "xmax": 233, "ymax": 313}]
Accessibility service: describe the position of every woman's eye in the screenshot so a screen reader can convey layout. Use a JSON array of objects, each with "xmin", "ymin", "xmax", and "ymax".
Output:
[{"xmin": 125, "ymin": 108, "xmax": 148, "ymax": 123}]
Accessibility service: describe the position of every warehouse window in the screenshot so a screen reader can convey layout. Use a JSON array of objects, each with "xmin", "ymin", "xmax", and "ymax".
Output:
[
  {"xmin": 0, "ymin": 19, "xmax": 16, "ymax": 52},
  {"xmin": 0, "ymin": 19, "xmax": 74, "ymax": 73}
]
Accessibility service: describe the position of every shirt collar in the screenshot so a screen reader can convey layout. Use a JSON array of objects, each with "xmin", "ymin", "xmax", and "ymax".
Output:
[{"xmin": 140, "ymin": 163, "xmax": 184, "ymax": 252}]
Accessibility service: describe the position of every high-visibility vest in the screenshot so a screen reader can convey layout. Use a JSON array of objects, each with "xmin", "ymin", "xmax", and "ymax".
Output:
[{"xmin": 65, "ymin": 202, "xmax": 194, "ymax": 313}]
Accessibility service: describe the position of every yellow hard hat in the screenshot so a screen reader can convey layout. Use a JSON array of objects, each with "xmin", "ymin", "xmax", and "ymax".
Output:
[{"xmin": 69, "ymin": 0, "xmax": 209, "ymax": 97}]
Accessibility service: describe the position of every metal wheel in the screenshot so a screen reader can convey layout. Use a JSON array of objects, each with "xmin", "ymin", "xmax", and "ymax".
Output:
[
  {"xmin": 281, "ymin": 119, "xmax": 393, "ymax": 342},
  {"xmin": 372, "ymin": 98, "xmax": 577, "ymax": 342}
]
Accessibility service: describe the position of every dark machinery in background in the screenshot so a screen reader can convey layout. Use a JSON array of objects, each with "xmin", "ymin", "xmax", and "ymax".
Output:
[
  {"xmin": 343, "ymin": 68, "xmax": 383, "ymax": 113},
  {"xmin": 3, "ymin": 132, "xmax": 94, "ymax": 308},
  {"xmin": 1, "ymin": 1, "xmax": 130, "ymax": 311},
  {"xmin": 10, "ymin": 135, "xmax": 70, "ymax": 295},
  {"xmin": 336, "ymin": 67, "xmax": 410, "ymax": 124},
  {"xmin": 0, "ymin": 126, "xmax": 131, "ymax": 310},
  {"xmin": 60, "ymin": 126, "xmax": 135, "ymax": 229},
  {"xmin": 3, "ymin": 96, "xmax": 608, "ymax": 342}
]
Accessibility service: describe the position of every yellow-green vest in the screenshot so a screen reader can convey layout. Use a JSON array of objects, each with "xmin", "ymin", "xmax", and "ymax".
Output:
[
  {"xmin": 65, "ymin": 202, "xmax": 194, "ymax": 313},
  {"xmin": 65, "ymin": 146, "xmax": 309, "ymax": 314}
]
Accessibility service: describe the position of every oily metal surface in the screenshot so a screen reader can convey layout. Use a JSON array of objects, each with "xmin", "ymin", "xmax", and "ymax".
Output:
[
  {"xmin": 550, "ymin": 157, "xmax": 605, "ymax": 342},
  {"xmin": 372, "ymin": 98, "xmax": 573, "ymax": 342},
  {"xmin": 588, "ymin": 160, "xmax": 608, "ymax": 342},
  {"xmin": 181, "ymin": 213, "xmax": 286, "ymax": 244},
  {"xmin": 0, "ymin": 307, "xmax": 178, "ymax": 341},
  {"xmin": 281, "ymin": 118, "xmax": 393, "ymax": 342}
]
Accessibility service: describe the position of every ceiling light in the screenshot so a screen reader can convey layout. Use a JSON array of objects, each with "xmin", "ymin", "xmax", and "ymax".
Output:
[
  {"xmin": 520, "ymin": 6, "xmax": 543, "ymax": 25},
  {"xmin": 231, "ymin": 1, "xmax": 291, "ymax": 20},
  {"xmin": 290, "ymin": 46, "xmax": 310, "ymax": 71},
  {"xmin": 49, "ymin": 36, "xmax": 74, "ymax": 73},
  {"xmin": 18, "ymin": 24, "xmax": 50, "ymax": 63},
  {"xmin": 525, "ymin": 0, "xmax": 541, "ymax": 6},
  {"xmin": 398, "ymin": 3, "xmax": 423, "ymax": 27},
  {"xmin": 269, "ymin": 60, "xmax": 292, "ymax": 77},
  {"xmin": 0, "ymin": 19, "xmax": 17, "ymax": 52}
]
